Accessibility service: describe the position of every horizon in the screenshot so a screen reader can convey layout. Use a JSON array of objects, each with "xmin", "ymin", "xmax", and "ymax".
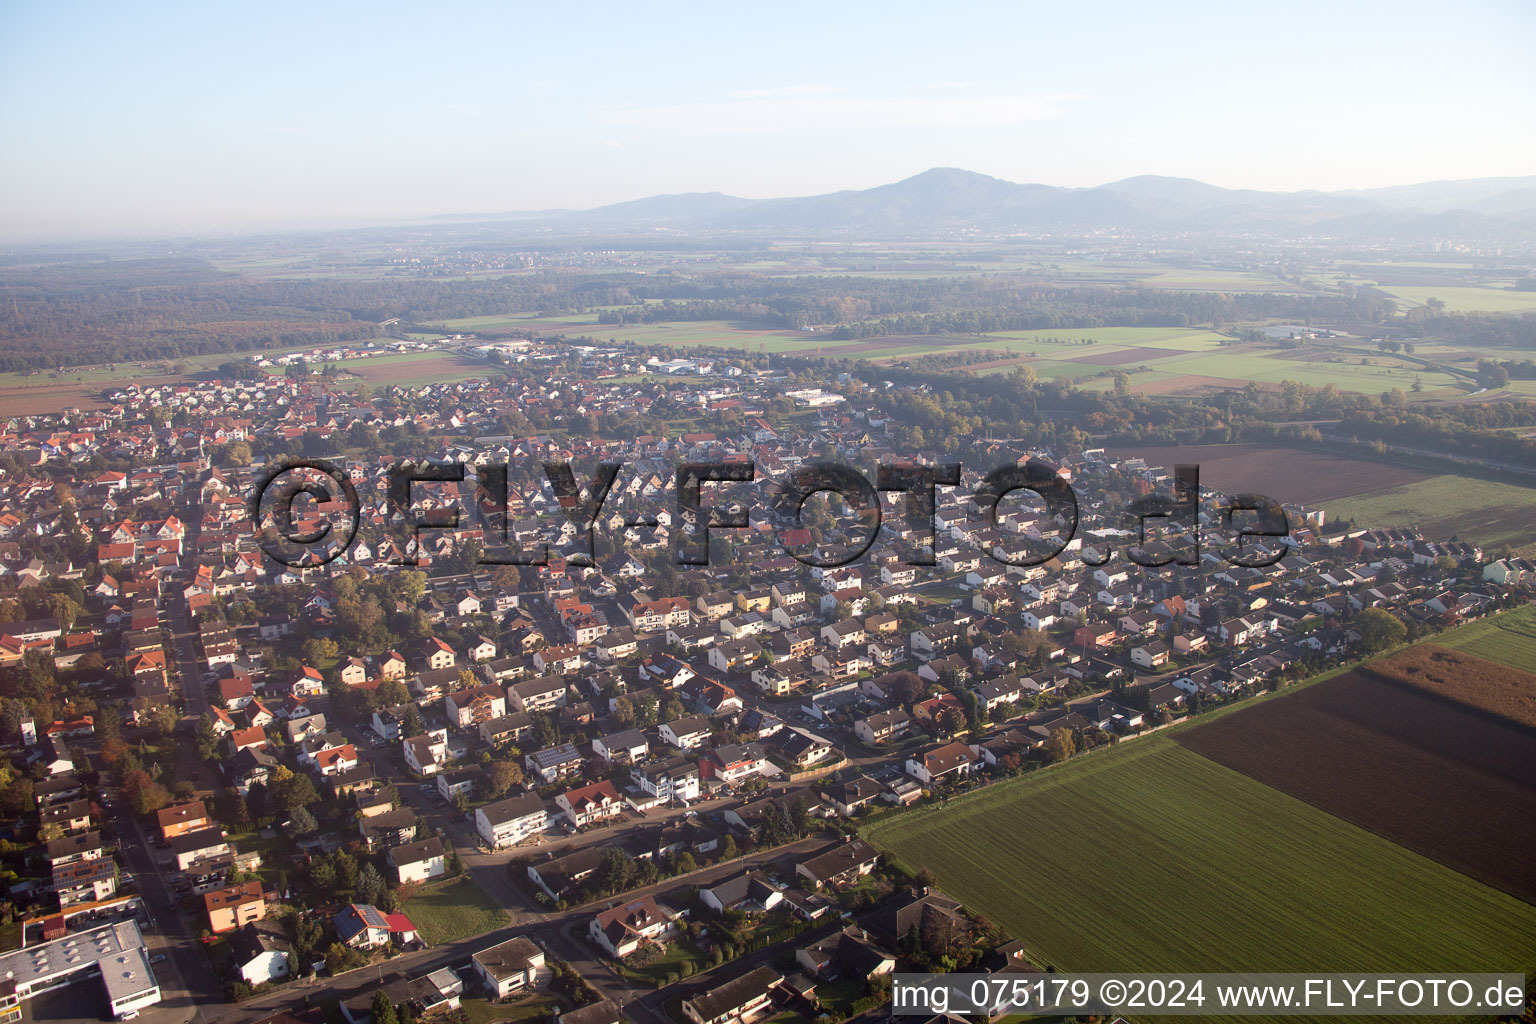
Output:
[
  {"xmin": 7, "ymin": 165, "xmax": 1536, "ymax": 249},
  {"xmin": 3, "ymin": 0, "xmax": 1535, "ymax": 242}
]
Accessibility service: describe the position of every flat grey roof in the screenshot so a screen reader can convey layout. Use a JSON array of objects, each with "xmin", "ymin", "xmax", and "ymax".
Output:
[{"xmin": 0, "ymin": 920, "xmax": 158, "ymax": 1008}]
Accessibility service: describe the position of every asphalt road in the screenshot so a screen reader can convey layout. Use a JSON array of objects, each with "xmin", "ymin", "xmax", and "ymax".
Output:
[
  {"xmin": 112, "ymin": 505, "xmax": 879, "ymax": 1024},
  {"xmin": 204, "ymin": 836, "xmax": 827, "ymax": 1024}
]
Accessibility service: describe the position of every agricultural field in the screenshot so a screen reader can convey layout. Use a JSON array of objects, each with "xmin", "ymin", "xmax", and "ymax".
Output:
[
  {"xmin": 1105, "ymin": 444, "xmax": 1432, "ymax": 506},
  {"xmin": 440, "ymin": 312, "xmax": 817, "ymax": 352},
  {"xmin": 1178, "ymin": 669, "xmax": 1536, "ymax": 903},
  {"xmin": 0, "ymin": 333, "xmax": 381, "ymax": 409},
  {"xmin": 1137, "ymin": 348, "xmax": 1459, "ymax": 392},
  {"xmin": 979, "ymin": 326, "xmax": 1234, "ymax": 352},
  {"xmin": 338, "ymin": 350, "xmax": 501, "ymax": 386},
  {"xmin": 1027, "ymin": 259, "xmax": 1304, "ymax": 292},
  {"xmin": 1131, "ymin": 266, "xmax": 1307, "ymax": 292},
  {"xmin": 0, "ymin": 381, "xmax": 121, "ymax": 414},
  {"xmin": 863, "ymin": 733, "xmax": 1536, "ymax": 993},
  {"xmin": 1376, "ymin": 285, "xmax": 1536, "ymax": 314},
  {"xmin": 1363, "ymin": 644, "xmax": 1536, "ymax": 728},
  {"xmin": 1429, "ymin": 604, "xmax": 1536, "ymax": 673},
  {"xmin": 426, "ymin": 311, "xmax": 1465, "ymax": 398},
  {"xmin": 1326, "ymin": 472, "xmax": 1536, "ymax": 553},
  {"xmin": 984, "ymin": 333, "xmax": 1461, "ymax": 395}
]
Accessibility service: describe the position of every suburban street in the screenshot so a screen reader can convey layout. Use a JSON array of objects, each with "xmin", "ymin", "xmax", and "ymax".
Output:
[{"xmin": 197, "ymin": 836, "xmax": 827, "ymax": 1024}]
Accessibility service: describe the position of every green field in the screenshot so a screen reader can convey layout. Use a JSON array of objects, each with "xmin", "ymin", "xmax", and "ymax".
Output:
[
  {"xmin": 1429, "ymin": 603, "xmax": 1536, "ymax": 672},
  {"xmin": 1076, "ymin": 368, "xmax": 1182, "ymax": 391},
  {"xmin": 1142, "ymin": 349, "xmax": 1459, "ymax": 391},
  {"xmin": 1327, "ymin": 472, "xmax": 1536, "ymax": 553},
  {"xmin": 400, "ymin": 875, "xmax": 508, "ymax": 945},
  {"xmin": 1378, "ymin": 285, "xmax": 1536, "ymax": 314},
  {"xmin": 424, "ymin": 312, "xmax": 1468, "ymax": 397},
  {"xmin": 979, "ymin": 326, "xmax": 1235, "ymax": 351},
  {"xmin": 863, "ymin": 735, "xmax": 1536, "ymax": 993},
  {"xmin": 438, "ymin": 313, "xmax": 1243, "ymax": 365}
]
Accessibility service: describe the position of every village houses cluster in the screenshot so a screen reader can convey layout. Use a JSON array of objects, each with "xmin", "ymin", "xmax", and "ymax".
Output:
[{"xmin": 0, "ymin": 337, "xmax": 1526, "ymax": 1024}]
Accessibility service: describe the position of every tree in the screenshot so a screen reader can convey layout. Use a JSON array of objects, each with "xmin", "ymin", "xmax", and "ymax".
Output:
[
  {"xmin": 302, "ymin": 637, "xmax": 338, "ymax": 665},
  {"xmin": 270, "ymin": 768, "xmax": 320, "ymax": 814},
  {"xmin": 885, "ymin": 670, "xmax": 925, "ymax": 705},
  {"xmin": 396, "ymin": 571, "xmax": 428, "ymax": 605},
  {"xmin": 374, "ymin": 677, "xmax": 410, "ymax": 707},
  {"xmin": 49, "ymin": 593, "xmax": 83, "ymax": 633},
  {"xmin": 1044, "ymin": 727, "xmax": 1076, "ymax": 765},
  {"xmin": 0, "ymin": 777, "xmax": 32, "ymax": 818},
  {"xmin": 122, "ymin": 770, "xmax": 171, "ymax": 815},
  {"xmin": 1356, "ymin": 608, "xmax": 1407, "ymax": 654},
  {"xmin": 357, "ymin": 863, "xmax": 386, "ymax": 905},
  {"xmin": 196, "ymin": 718, "xmax": 221, "ymax": 761},
  {"xmin": 146, "ymin": 703, "xmax": 178, "ymax": 739},
  {"xmin": 487, "ymin": 759, "xmax": 523, "ymax": 797},
  {"xmin": 286, "ymin": 806, "xmax": 319, "ymax": 836},
  {"xmin": 326, "ymin": 942, "xmax": 364, "ymax": 976}
]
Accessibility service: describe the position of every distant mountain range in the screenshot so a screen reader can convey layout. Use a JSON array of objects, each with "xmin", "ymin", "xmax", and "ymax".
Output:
[{"xmin": 446, "ymin": 168, "xmax": 1536, "ymax": 241}]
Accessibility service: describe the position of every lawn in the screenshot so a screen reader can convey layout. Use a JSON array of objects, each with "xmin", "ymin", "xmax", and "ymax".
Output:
[
  {"xmin": 458, "ymin": 993, "xmax": 562, "ymax": 1024},
  {"xmin": 400, "ymin": 874, "xmax": 509, "ymax": 944},
  {"xmin": 862, "ymin": 734, "xmax": 1536, "ymax": 986},
  {"xmin": 617, "ymin": 937, "xmax": 708, "ymax": 987},
  {"xmin": 1327, "ymin": 472, "xmax": 1536, "ymax": 553},
  {"xmin": 1426, "ymin": 603, "xmax": 1536, "ymax": 673}
]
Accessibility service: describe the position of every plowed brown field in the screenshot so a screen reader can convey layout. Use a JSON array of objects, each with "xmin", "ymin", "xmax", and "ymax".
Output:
[
  {"xmin": 1365, "ymin": 644, "xmax": 1536, "ymax": 728},
  {"xmin": 1178, "ymin": 670, "xmax": 1536, "ymax": 903},
  {"xmin": 1108, "ymin": 443, "xmax": 1433, "ymax": 504}
]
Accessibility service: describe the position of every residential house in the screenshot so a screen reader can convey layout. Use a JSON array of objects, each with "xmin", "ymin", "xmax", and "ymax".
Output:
[
  {"xmin": 795, "ymin": 839, "xmax": 880, "ymax": 890},
  {"xmin": 587, "ymin": 895, "xmax": 681, "ymax": 958},
  {"xmin": 472, "ymin": 936, "xmax": 547, "ymax": 998},
  {"xmin": 681, "ymin": 967, "xmax": 783, "ymax": 1024},
  {"xmin": 229, "ymin": 921, "xmax": 293, "ymax": 987},
  {"xmin": 389, "ymin": 837, "xmax": 447, "ymax": 884},
  {"xmin": 660, "ymin": 714, "xmax": 713, "ymax": 751},
  {"xmin": 557, "ymin": 779, "xmax": 625, "ymax": 827},
  {"xmin": 904, "ymin": 741, "xmax": 977, "ymax": 786},
  {"xmin": 204, "ymin": 880, "xmax": 266, "ymax": 934},
  {"xmin": 475, "ymin": 792, "xmax": 551, "ymax": 850},
  {"xmin": 333, "ymin": 903, "xmax": 391, "ymax": 949}
]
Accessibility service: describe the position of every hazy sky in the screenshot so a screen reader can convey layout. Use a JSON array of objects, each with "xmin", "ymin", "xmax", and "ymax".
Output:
[{"xmin": 2, "ymin": 0, "xmax": 1534, "ymax": 241}]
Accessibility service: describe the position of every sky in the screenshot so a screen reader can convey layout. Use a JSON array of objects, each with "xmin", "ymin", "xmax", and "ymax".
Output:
[{"xmin": 2, "ymin": 0, "xmax": 1534, "ymax": 241}]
